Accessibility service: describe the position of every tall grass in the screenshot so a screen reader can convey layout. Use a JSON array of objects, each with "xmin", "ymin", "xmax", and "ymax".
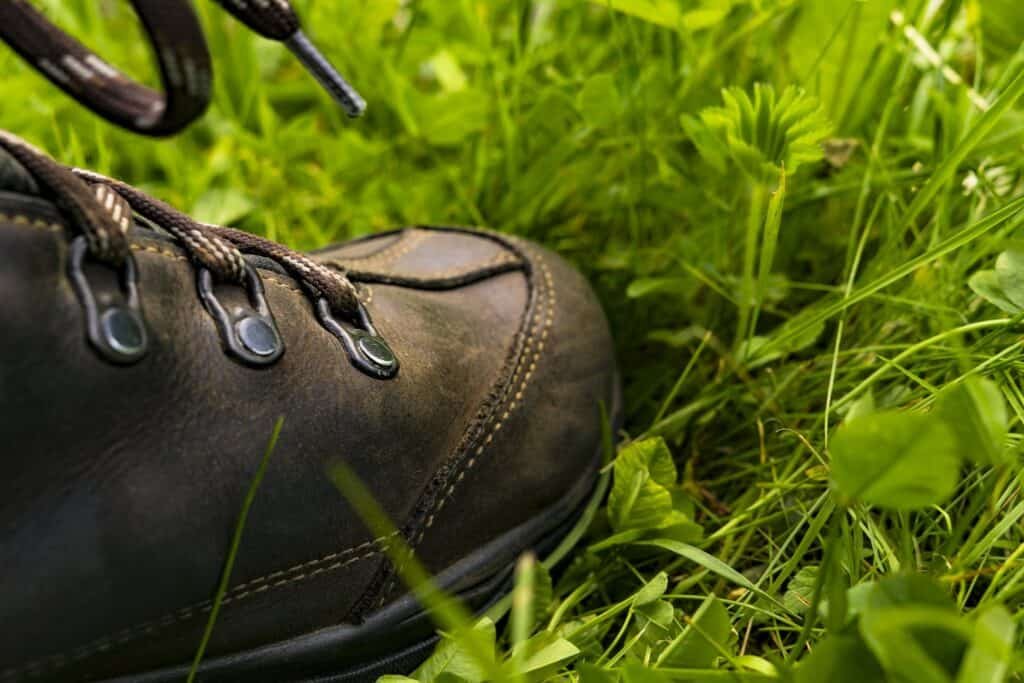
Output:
[{"xmin": 6, "ymin": 1, "xmax": 1024, "ymax": 680}]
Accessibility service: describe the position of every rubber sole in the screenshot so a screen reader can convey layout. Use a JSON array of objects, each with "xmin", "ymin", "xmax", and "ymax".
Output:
[
  {"xmin": 111, "ymin": 415, "xmax": 617, "ymax": 683},
  {"xmin": 310, "ymin": 467, "xmax": 612, "ymax": 683}
]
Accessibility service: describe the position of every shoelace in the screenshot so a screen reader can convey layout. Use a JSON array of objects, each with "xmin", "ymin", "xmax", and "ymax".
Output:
[
  {"xmin": 0, "ymin": 130, "xmax": 399, "ymax": 377},
  {"xmin": 0, "ymin": 0, "xmax": 365, "ymax": 136}
]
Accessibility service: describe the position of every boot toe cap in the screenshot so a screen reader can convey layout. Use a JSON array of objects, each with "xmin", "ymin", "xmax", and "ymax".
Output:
[{"xmin": 402, "ymin": 229, "xmax": 619, "ymax": 574}]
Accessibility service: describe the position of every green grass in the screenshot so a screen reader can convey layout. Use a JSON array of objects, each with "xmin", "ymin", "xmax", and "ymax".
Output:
[{"xmin": 8, "ymin": 0, "xmax": 1024, "ymax": 680}]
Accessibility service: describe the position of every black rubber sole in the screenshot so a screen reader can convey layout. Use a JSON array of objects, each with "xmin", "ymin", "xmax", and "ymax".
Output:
[
  {"xmin": 308, "ymin": 468, "xmax": 610, "ymax": 683},
  {"xmin": 112, "ymin": 424, "xmax": 615, "ymax": 683}
]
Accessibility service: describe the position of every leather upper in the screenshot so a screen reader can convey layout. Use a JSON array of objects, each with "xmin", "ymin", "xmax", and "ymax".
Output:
[{"xmin": 0, "ymin": 181, "xmax": 616, "ymax": 682}]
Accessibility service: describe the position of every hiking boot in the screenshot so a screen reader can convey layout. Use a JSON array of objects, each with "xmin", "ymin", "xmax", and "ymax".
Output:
[{"xmin": 0, "ymin": 133, "xmax": 618, "ymax": 683}]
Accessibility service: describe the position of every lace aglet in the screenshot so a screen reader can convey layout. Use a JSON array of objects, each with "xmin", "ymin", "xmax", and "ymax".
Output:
[{"xmin": 285, "ymin": 30, "xmax": 366, "ymax": 118}]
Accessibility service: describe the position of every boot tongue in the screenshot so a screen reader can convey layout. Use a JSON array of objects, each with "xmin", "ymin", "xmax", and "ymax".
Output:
[{"xmin": 0, "ymin": 148, "xmax": 40, "ymax": 196}]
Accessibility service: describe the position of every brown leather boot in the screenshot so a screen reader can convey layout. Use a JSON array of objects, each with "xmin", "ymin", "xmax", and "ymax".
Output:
[{"xmin": 0, "ymin": 133, "xmax": 618, "ymax": 682}]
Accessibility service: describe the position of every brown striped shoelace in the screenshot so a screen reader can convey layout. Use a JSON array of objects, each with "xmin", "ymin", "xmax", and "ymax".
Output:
[
  {"xmin": 0, "ymin": 0, "xmax": 366, "ymax": 137},
  {"xmin": 0, "ymin": 130, "xmax": 362, "ymax": 320}
]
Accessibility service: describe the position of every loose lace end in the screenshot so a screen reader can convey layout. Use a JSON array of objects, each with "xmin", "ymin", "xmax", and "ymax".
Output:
[{"xmin": 285, "ymin": 31, "xmax": 367, "ymax": 118}]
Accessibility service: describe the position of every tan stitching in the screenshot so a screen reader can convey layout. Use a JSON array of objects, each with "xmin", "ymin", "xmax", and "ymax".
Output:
[
  {"xmin": 329, "ymin": 229, "xmax": 423, "ymax": 267},
  {"xmin": 378, "ymin": 250, "xmax": 554, "ymax": 606},
  {"xmin": 0, "ymin": 212, "xmax": 63, "ymax": 233},
  {"xmin": 423, "ymin": 254, "xmax": 555, "ymax": 534},
  {"xmin": 421, "ymin": 251, "xmax": 520, "ymax": 280},
  {"xmin": 130, "ymin": 243, "xmax": 188, "ymax": 263},
  {"xmin": 326, "ymin": 228, "xmax": 522, "ymax": 281},
  {"xmin": 2, "ymin": 534, "xmax": 396, "ymax": 682},
  {"xmin": 336, "ymin": 249, "xmax": 520, "ymax": 282},
  {"xmin": 263, "ymin": 275, "xmax": 304, "ymax": 295}
]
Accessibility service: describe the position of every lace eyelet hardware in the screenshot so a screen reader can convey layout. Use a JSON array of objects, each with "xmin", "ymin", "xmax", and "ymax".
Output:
[
  {"xmin": 67, "ymin": 235, "xmax": 149, "ymax": 365},
  {"xmin": 197, "ymin": 264, "xmax": 284, "ymax": 367},
  {"xmin": 315, "ymin": 297, "xmax": 398, "ymax": 380}
]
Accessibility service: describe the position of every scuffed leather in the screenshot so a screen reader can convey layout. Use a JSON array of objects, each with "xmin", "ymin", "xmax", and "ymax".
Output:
[{"xmin": 0, "ymin": 200, "xmax": 616, "ymax": 681}]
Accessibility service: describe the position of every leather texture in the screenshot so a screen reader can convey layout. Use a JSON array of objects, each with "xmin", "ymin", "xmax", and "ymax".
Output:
[{"xmin": 0, "ymin": 168, "xmax": 617, "ymax": 681}]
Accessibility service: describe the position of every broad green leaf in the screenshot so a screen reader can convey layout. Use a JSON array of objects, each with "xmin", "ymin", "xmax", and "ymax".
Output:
[
  {"xmin": 996, "ymin": 249, "xmax": 1024, "ymax": 308},
  {"xmin": 734, "ymin": 655, "xmax": 777, "ymax": 676},
  {"xmin": 513, "ymin": 633, "xmax": 580, "ymax": 674},
  {"xmin": 412, "ymin": 618, "xmax": 496, "ymax": 683},
  {"xmin": 846, "ymin": 574, "xmax": 955, "ymax": 618},
  {"xmin": 670, "ymin": 489, "xmax": 696, "ymax": 519},
  {"xmin": 636, "ymin": 599, "xmax": 675, "ymax": 628},
  {"xmin": 848, "ymin": 576, "xmax": 966, "ymax": 678},
  {"xmin": 794, "ymin": 632, "xmax": 885, "ymax": 683},
  {"xmin": 830, "ymin": 411, "xmax": 961, "ymax": 510},
  {"xmin": 955, "ymin": 606, "xmax": 1015, "ymax": 683},
  {"xmin": 860, "ymin": 605, "xmax": 969, "ymax": 682},
  {"xmin": 844, "ymin": 390, "xmax": 876, "ymax": 421},
  {"xmin": 968, "ymin": 269, "xmax": 1022, "ymax": 313},
  {"xmin": 657, "ymin": 517, "xmax": 705, "ymax": 544},
  {"xmin": 577, "ymin": 662, "xmax": 617, "ymax": 683},
  {"xmin": 783, "ymin": 566, "xmax": 820, "ymax": 615},
  {"xmin": 608, "ymin": 438, "xmax": 677, "ymax": 531},
  {"xmin": 659, "ymin": 594, "xmax": 732, "ymax": 668},
  {"xmin": 634, "ymin": 571, "xmax": 669, "ymax": 606},
  {"xmin": 621, "ymin": 661, "xmax": 672, "ymax": 683},
  {"xmin": 559, "ymin": 615, "xmax": 610, "ymax": 661},
  {"xmin": 935, "ymin": 378, "xmax": 1010, "ymax": 466}
]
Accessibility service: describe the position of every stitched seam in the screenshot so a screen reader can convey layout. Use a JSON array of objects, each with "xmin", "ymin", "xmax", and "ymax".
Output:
[
  {"xmin": 418, "ymin": 253, "xmax": 555, "ymax": 537},
  {"xmin": 263, "ymin": 274, "xmax": 304, "ymax": 295},
  {"xmin": 131, "ymin": 243, "xmax": 188, "ymax": 263},
  {"xmin": 424, "ymin": 252, "xmax": 520, "ymax": 280},
  {"xmin": 2, "ymin": 532, "xmax": 397, "ymax": 682},
  {"xmin": 2, "ymin": 232, "xmax": 397, "ymax": 680},
  {"xmin": 328, "ymin": 229, "xmax": 423, "ymax": 267},
  {"xmin": 328, "ymin": 250, "xmax": 521, "ymax": 283},
  {"xmin": 0, "ymin": 212, "xmax": 63, "ymax": 233},
  {"xmin": 377, "ymin": 250, "xmax": 555, "ymax": 606}
]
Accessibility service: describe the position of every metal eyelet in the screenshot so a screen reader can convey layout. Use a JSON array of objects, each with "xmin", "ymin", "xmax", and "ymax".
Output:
[
  {"xmin": 197, "ymin": 263, "xmax": 284, "ymax": 367},
  {"xmin": 67, "ymin": 235, "xmax": 149, "ymax": 364},
  {"xmin": 315, "ymin": 297, "xmax": 398, "ymax": 380}
]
